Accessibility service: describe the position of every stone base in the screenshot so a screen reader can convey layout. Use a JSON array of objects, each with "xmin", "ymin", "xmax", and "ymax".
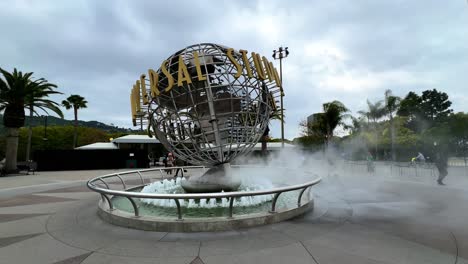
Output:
[
  {"xmin": 97, "ymin": 199, "xmax": 314, "ymax": 232},
  {"xmin": 181, "ymin": 163, "xmax": 241, "ymax": 193}
]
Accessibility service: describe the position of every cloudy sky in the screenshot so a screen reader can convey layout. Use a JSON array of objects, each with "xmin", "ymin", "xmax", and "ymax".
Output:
[{"xmin": 1, "ymin": 0, "xmax": 467, "ymax": 139}]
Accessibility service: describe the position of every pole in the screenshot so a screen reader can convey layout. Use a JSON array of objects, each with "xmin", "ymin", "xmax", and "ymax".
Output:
[
  {"xmin": 273, "ymin": 46, "xmax": 289, "ymax": 149},
  {"xmin": 280, "ymin": 58, "xmax": 284, "ymax": 148}
]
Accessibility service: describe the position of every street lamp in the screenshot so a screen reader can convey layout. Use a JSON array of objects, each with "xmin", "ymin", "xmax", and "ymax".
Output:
[{"xmin": 272, "ymin": 46, "xmax": 289, "ymax": 148}]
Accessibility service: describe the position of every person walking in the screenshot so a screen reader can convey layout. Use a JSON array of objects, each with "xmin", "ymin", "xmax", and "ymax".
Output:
[
  {"xmin": 435, "ymin": 151, "xmax": 448, "ymax": 185},
  {"xmin": 366, "ymin": 152, "xmax": 375, "ymax": 173}
]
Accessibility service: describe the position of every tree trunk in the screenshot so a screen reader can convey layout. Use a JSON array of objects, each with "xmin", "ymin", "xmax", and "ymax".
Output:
[
  {"xmin": 5, "ymin": 127, "xmax": 20, "ymax": 172},
  {"xmin": 73, "ymin": 107, "xmax": 78, "ymax": 148},
  {"xmin": 390, "ymin": 115, "xmax": 396, "ymax": 161},
  {"xmin": 25, "ymin": 106, "xmax": 34, "ymax": 161},
  {"xmin": 374, "ymin": 118, "xmax": 378, "ymax": 161}
]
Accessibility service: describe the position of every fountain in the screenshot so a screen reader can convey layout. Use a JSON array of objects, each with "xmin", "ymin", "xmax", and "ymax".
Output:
[{"xmin": 87, "ymin": 43, "xmax": 321, "ymax": 232}]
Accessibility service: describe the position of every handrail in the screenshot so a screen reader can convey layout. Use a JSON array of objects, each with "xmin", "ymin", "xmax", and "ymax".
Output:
[
  {"xmin": 87, "ymin": 166, "xmax": 321, "ymax": 219},
  {"xmin": 88, "ymin": 177, "xmax": 321, "ymax": 200}
]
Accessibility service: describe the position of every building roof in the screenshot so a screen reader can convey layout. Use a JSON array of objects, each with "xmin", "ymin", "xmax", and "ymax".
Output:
[
  {"xmin": 112, "ymin": 135, "xmax": 161, "ymax": 144},
  {"xmin": 75, "ymin": 142, "xmax": 119, "ymax": 150}
]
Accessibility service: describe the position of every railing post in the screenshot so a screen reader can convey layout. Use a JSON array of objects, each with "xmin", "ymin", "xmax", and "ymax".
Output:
[
  {"xmin": 126, "ymin": 197, "xmax": 139, "ymax": 217},
  {"xmin": 98, "ymin": 178, "xmax": 110, "ymax": 189},
  {"xmin": 159, "ymin": 168, "xmax": 164, "ymax": 180},
  {"xmin": 227, "ymin": 197, "xmax": 235, "ymax": 218},
  {"xmin": 174, "ymin": 199, "xmax": 182, "ymax": 220},
  {"xmin": 297, "ymin": 187, "xmax": 310, "ymax": 207},
  {"xmin": 101, "ymin": 194, "xmax": 113, "ymax": 211},
  {"xmin": 137, "ymin": 171, "xmax": 144, "ymax": 185},
  {"xmin": 269, "ymin": 192, "xmax": 282, "ymax": 213},
  {"xmin": 115, "ymin": 174, "xmax": 127, "ymax": 190}
]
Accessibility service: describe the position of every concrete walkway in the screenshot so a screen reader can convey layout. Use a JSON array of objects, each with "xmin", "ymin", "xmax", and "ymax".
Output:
[{"xmin": 0, "ymin": 164, "xmax": 467, "ymax": 263}]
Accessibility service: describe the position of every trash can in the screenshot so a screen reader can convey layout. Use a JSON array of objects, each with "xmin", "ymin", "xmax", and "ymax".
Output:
[{"xmin": 126, "ymin": 159, "xmax": 137, "ymax": 168}]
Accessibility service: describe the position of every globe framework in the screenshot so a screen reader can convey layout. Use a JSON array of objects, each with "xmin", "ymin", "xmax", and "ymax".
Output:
[{"xmin": 145, "ymin": 43, "xmax": 281, "ymax": 166}]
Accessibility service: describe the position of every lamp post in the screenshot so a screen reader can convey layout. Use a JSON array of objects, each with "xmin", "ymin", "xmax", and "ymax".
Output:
[{"xmin": 272, "ymin": 46, "xmax": 289, "ymax": 148}]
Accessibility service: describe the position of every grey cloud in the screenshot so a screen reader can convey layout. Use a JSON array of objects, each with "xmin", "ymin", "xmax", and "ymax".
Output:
[{"xmin": 1, "ymin": 0, "xmax": 467, "ymax": 139}]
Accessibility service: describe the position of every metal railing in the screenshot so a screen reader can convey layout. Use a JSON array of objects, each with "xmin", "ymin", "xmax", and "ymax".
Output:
[
  {"xmin": 87, "ymin": 166, "xmax": 321, "ymax": 220},
  {"xmin": 343, "ymin": 160, "xmax": 437, "ymax": 178}
]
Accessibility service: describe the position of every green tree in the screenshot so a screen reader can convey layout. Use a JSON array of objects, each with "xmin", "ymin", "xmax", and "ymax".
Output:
[
  {"xmin": 261, "ymin": 107, "xmax": 284, "ymax": 154},
  {"xmin": 359, "ymin": 99, "xmax": 385, "ymax": 159},
  {"xmin": 445, "ymin": 112, "xmax": 468, "ymax": 164},
  {"xmin": 302, "ymin": 100, "xmax": 350, "ymax": 146},
  {"xmin": 24, "ymin": 78, "xmax": 63, "ymax": 161},
  {"xmin": 384, "ymin": 89, "xmax": 401, "ymax": 161},
  {"xmin": 0, "ymin": 68, "xmax": 62, "ymax": 172},
  {"xmin": 397, "ymin": 89, "xmax": 452, "ymax": 132},
  {"xmin": 420, "ymin": 89, "xmax": 453, "ymax": 123},
  {"xmin": 62, "ymin": 94, "xmax": 88, "ymax": 148}
]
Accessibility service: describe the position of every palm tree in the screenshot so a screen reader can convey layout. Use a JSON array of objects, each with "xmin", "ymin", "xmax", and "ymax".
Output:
[
  {"xmin": 384, "ymin": 89, "xmax": 401, "ymax": 161},
  {"xmin": 62, "ymin": 94, "xmax": 88, "ymax": 148},
  {"xmin": 0, "ymin": 68, "xmax": 62, "ymax": 172},
  {"xmin": 366, "ymin": 99, "xmax": 386, "ymax": 124},
  {"xmin": 261, "ymin": 108, "xmax": 284, "ymax": 154},
  {"xmin": 25, "ymin": 78, "xmax": 64, "ymax": 161},
  {"xmin": 360, "ymin": 99, "xmax": 386, "ymax": 159},
  {"xmin": 308, "ymin": 101, "xmax": 350, "ymax": 145},
  {"xmin": 322, "ymin": 101, "xmax": 350, "ymax": 142}
]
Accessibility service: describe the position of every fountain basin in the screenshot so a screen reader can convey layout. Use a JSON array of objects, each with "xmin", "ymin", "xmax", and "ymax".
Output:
[
  {"xmin": 87, "ymin": 166, "xmax": 320, "ymax": 232},
  {"xmin": 98, "ymin": 196, "xmax": 313, "ymax": 232}
]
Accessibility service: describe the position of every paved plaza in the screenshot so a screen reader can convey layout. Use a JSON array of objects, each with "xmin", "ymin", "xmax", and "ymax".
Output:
[{"xmin": 0, "ymin": 164, "xmax": 468, "ymax": 264}]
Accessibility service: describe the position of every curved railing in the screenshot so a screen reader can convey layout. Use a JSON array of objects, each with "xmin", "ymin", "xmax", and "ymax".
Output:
[{"xmin": 87, "ymin": 166, "xmax": 321, "ymax": 220}]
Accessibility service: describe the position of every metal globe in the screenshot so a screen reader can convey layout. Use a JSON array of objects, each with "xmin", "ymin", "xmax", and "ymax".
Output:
[{"xmin": 148, "ymin": 43, "xmax": 280, "ymax": 166}]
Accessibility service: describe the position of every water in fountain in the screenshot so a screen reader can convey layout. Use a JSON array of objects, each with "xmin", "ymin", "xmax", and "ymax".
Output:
[{"xmin": 139, "ymin": 177, "xmax": 275, "ymax": 208}]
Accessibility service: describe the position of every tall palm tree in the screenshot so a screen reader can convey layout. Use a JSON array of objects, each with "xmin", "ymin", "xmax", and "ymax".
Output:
[
  {"xmin": 25, "ymin": 78, "xmax": 64, "ymax": 161},
  {"xmin": 309, "ymin": 101, "xmax": 350, "ymax": 145},
  {"xmin": 261, "ymin": 108, "xmax": 284, "ymax": 154},
  {"xmin": 0, "ymin": 68, "xmax": 62, "ymax": 172},
  {"xmin": 322, "ymin": 101, "xmax": 350, "ymax": 144},
  {"xmin": 384, "ymin": 89, "xmax": 401, "ymax": 161},
  {"xmin": 62, "ymin": 94, "xmax": 88, "ymax": 148},
  {"xmin": 360, "ymin": 99, "xmax": 386, "ymax": 159}
]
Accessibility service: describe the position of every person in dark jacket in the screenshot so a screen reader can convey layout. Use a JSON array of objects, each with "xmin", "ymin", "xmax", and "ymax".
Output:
[{"xmin": 433, "ymin": 142, "xmax": 448, "ymax": 185}]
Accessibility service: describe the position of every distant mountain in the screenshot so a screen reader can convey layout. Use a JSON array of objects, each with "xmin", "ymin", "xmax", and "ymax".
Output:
[{"xmin": 0, "ymin": 114, "xmax": 137, "ymax": 134}]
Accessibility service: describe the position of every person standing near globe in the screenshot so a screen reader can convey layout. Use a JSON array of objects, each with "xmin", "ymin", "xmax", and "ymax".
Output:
[{"xmin": 167, "ymin": 152, "xmax": 174, "ymax": 175}]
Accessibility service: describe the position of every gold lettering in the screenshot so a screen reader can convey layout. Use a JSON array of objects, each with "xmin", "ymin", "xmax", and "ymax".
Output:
[
  {"xmin": 148, "ymin": 69, "xmax": 160, "ymax": 97},
  {"xmin": 227, "ymin": 48, "xmax": 243, "ymax": 78},
  {"xmin": 133, "ymin": 84, "xmax": 141, "ymax": 112},
  {"xmin": 262, "ymin": 56, "xmax": 274, "ymax": 82},
  {"xmin": 239, "ymin": 49, "xmax": 252, "ymax": 78},
  {"xmin": 192, "ymin": 51, "xmax": 207, "ymax": 81},
  {"xmin": 269, "ymin": 92, "xmax": 278, "ymax": 111},
  {"xmin": 139, "ymin": 75, "xmax": 149, "ymax": 105},
  {"xmin": 252, "ymin": 52, "xmax": 266, "ymax": 80},
  {"xmin": 130, "ymin": 91, "xmax": 136, "ymax": 119},
  {"xmin": 177, "ymin": 55, "xmax": 192, "ymax": 87},
  {"xmin": 269, "ymin": 61, "xmax": 282, "ymax": 88},
  {"xmin": 161, "ymin": 60, "xmax": 174, "ymax": 92},
  {"xmin": 135, "ymin": 75, "xmax": 149, "ymax": 105}
]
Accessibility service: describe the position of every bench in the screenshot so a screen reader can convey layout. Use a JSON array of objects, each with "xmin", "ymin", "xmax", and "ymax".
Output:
[{"xmin": 17, "ymin": 161, "xmax": 37, "ymax": 175}]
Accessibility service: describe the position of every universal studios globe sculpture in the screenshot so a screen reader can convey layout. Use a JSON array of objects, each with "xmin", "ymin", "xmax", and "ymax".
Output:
[{"xmin": 130, "ymin": 43, "xmax": 283, "ymax": 192}]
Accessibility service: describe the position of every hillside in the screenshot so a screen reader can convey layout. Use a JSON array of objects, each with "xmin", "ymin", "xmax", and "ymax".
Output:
[{"xmin": 0, "ymin": 114, "xmax": 137, "ymax": 134}]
